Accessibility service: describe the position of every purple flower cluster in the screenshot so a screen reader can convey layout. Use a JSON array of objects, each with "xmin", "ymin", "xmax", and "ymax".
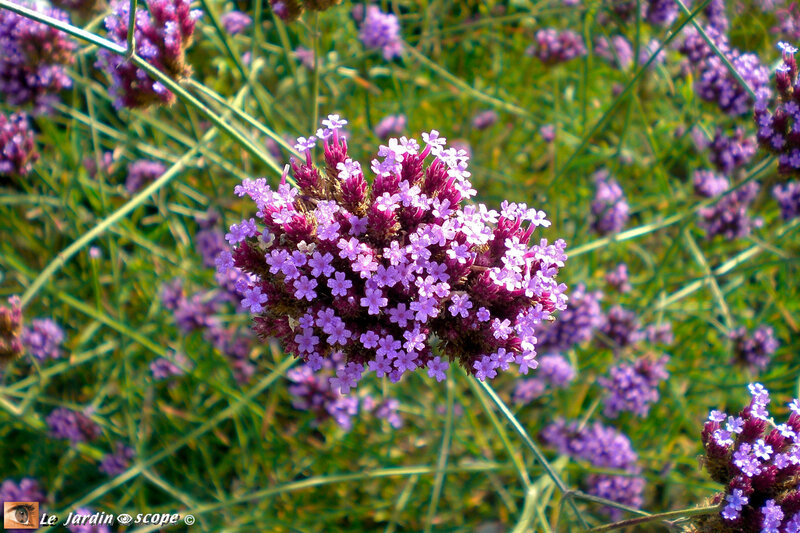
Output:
[
  {"xmin": 605, "ymin": 263, "xmax": 631, "ymax": 293},
  {"xmin": 776, "ymin": 4, "xmax": 800, "ymax": 42},
  {"xmin": 125, "ymin": 159, "xmax": 166, "ymax": 193},
  {"xmin": 599, "ymin": 355, "xmax": 669, "ymax": 418},
  {"xmin": 678, "ymin": 25, "xmax": 729, "ymax": 65},
  {"xmin": 598, "ymin": 305, "xmax": 643, "ymax": 351},
  {"xmin": 196, "ymin": 228, "xmax": 227, "ymax": 268},
  {"xmin": 644, "ymin": 0, "xmax": 677, "ymax": 26},
  {"xmin": 590, "ymin": 170, "xmax": 629, "ymax": 235},
  {"xmin": 709, "ymin": 129, "xmax": 756, "ymax": 175},
  {"xmin": 536, "ymin": 283, "xmax": 603, "ymax": 352},
  {"xmin": 542, "ymin": 420, "xmax": 644, "ymax": 518},
  {"xmin": 697, "ymin": 181, "xmax": 761, "ymax": 240},
  {"xmin": 540, "ymin": 124, "xmax": 556, "ymax": 143},
  {"xmin": 0, "ymin": 2, "xmax": 75, "ymax": 111},
  {"xmin": 693, "ymin": 169, "xmax": 730, "ymax": 198},
  {"xmin": 1, "ymin": 111, "xmax": 38, "ymax": 178},
  {"xmin": 703, "ymin": 0, "xmax": 729, "ymax": 32},
  {"xmin": 755, "ymin": 43, "xmax": 800, "ymax": 175},
  {"xmin": 774, "ymin": 181, "xmax": 800, "ymax": 219},
  {"xmin": 269, "ymin": 0, "xmax": 339, "ymax": 22},
  {"xmin": 357, "ymin": 5, "xmax": 403, "ymax": 60},
  {"xmin": 99, "ymin": 443, "xmax": 135, "ymax": 476},
  {"xmin": 221, "ymin": 10, "xmax": 251, "ymax": 35},
  {"xmin": 374, "ymin": 114, "xmax": 407, "ymax": 140},
  {"xmin": 46, "ymin": 407, "xmax": 101, "ymax": 443},
  {"xmin": 645, "ymin": 322, "xmax": 674, "ymax": 345},
  {"xmin": 729, "ymin": 325, "xmax": 779, "ymax": 370},
  {"xmin": 696, "ymin": 51, "xmax": 770, "ymax": 116},
  {"xmin": 594, "ymin": 35, "xmax": 633, "ymax": 70},
  {"xmin": 66, "ymin": 508, "xmax": 111, "ymax": 533},
  {"xmin": 513, "ymin": 353, "xmax": 575, "ymax": 404},
  {"xmin": 528, "ymin": 29, "xmax": 586, "ymax": 65},
  {"xmin": 472, "ymin": 110, "xmax": 498, "ymax": 130},
  {"xmin": 21, "ymin": 318, "xmax": 65, "ymax": 361},
  {"xmin": 150, "ymin": 351, "xmax": 191, "ymax": 381},
  {"xmin": 697, "ymin": 384, "xmax": 800, "ymax": 531},
  {"xmin": 0, "ymin": 295, "xmax": 24, "ymax": 364},
  {"xmin": 97, "ymin": 0, "xmax": 201, "ymax": 109},
  {"xmin": 222, "ymin": 115, "xmax": 568, "ymax": 389}
]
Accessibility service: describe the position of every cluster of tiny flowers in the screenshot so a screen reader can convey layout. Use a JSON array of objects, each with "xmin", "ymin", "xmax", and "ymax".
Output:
[
  {"xmin": 356, "ymin": 5, "xmax": 403, "ymax": 60},
  {"xmin": 697, "ymin": 181, "xmax": 761, "ymax": 240},
  {"xmin": 268, "ymin": 0, "xmax": 339, "ymax": 22},
  {"xmin": 527, "ymin": 29, "xmax": 586, "ymax": 64},
  {"xmin": 696, "ymin": 51, "xmax": 770, "ymax": 116},
  {"xmin": 513, "ymin": 353, "xmax": 575, "ymax": 404},
  {"xmin": 46, "ymin": 407, "xmax": 101, "ymax": 443},
  {"xmin": 709, "ymin": 129, "xmax": 756, "ymax": 175},
  {"xmin": 98, "ymin": 443, "xmax": 135, "ymax": 476},
  {"xmin": 542, "ymin": 420, "xmax": 644, "ymax": 518},
  {"xmin": 776, "ymin": 4, "xmax": 800, "ymax": 42},
  {"xmin": 0, "ymin": 111, "xmax": 38, "ymax": 178},
  {"xmin": 693, "ymin": 169, "xmax": 730, "ymax": 198},
  {"xmin": 150, "ymin": 351, "xmax": 191, "ymax": 381},
  {"xmin": 606, "ymin": 263, "xmax": 631, "ymax": 293},
  {"xmin": 755, "ymin": 43, "xmax": 800, "ymax": 175},
  {"xmin": 21, "ymin": 319, "xmax": 65, "ymax": 361},
  {"xmin": 594, "ymin": 35, "xmax": 633, "ymax": 70},
  {"xmin": 0, "ymin": 2, "xmax": 75, "ymax": 111},
  {"xmin": 540, "ymin": 124, "xmax": 556, "ymax": 143},
  {"xmin": 697, "ymin": 384, "xmax": 800, "ymax": 532},
  {"xmin": 97, "ymin": 0, "xmax": 201, "ymax": 109},
  {"xmin": 678, "ymin": 25, "xmax": 729, "ymax": 66},
  {"xmin": 644, "ymin": 0, "xmax": 678, "ymax": 26},
  {"xmin": 536, "ymin": 283, "xmax": 603, "ymax": 352},
  {"xmin": 220, "ymin": 10, "xmax": 251, "ymax": 35},
  {"xmin": 374, "ymin": 114, "xmax": 407, "ymax": 140},
  {"xmin": 472, "ymin": 110, "xmax": 498, "ymax": 131},
  {"xmin": 599, "ymin": 355, "xmax": 669, "ymax": 418},
  {"xmin": 598, "ymin": 305, "xmax": 644, "ymax": 351},
  {"xmin": 221, "ymin": 115, "xmax": 568, "ymax": 390},
  {"xmin": 125, "ymin": 159, "xmax": 166, "ymax": 193},
  {"xmin": 645, "ymin": 322, "xmax": 674, "ymax": 345},
  {"xmin": 703, "ymin": 0, "xmax": 729, "ymax": 32},
  {"xmin": 729, "ymin": 325, "xmax": 779, "ymax": 370},
  {"xmin": 0, "ymin": 296, "xmax": 24, "ymax": 364},
  {"xmin": 774, "ymin": 181, "xmax": 800, "ymax": 219},
  {"xmin": 590, "ymin": 170, "xmax": 629, "ymax": 235},
  {"xmin": 66, "ymin": 508, "xmax": 111, "ymax": 533}
]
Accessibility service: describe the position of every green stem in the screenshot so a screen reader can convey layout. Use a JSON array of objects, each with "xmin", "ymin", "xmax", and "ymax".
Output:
[
  {"xmin": 588, "ymin": 504, "xmax": 720, "ymax": 532},
  {"xmin": 424, "ymin": 377, "xmax": 455, "ymax": 533},
  {"xmin": 126, "ymin": 0, "xmax": 137, "ymax": 58}
]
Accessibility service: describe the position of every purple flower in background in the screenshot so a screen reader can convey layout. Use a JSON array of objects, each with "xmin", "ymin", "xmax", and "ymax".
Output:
[
  {"xmin": 97, "ymin": 0, "xmax": 200, "ymax": 108},
  {"xmin": 730, "ymin": 325, "xmax": 779, "ymax": 370},
  {"xmin": 698, "ymin": 384, "xmax": 800, "ymax": 531},
  {"xmin": 644, "ymin": 0, "xmax": 678, "ymax": 26},
  {"xmin": 375, "ymin": 398, "xmax": 403, "ymax": 428},
  {"xmin": 472, "ymin": 110, "xmax": 498, "ymax": 130},
  {"xmin": 294, "ymin": 47, "xmax": 316, "ymax": 69},
  {"xmin": 594, "ymin": 35, "xmax": 633, "ymax": 70},
  {"xmin": 599, "ymin": 305, "xmax": 643, "ymax": 351},
  {"xmin": 47, "ymin": 407, "xmax": 101, "ymax": 443},
  {"xmin": 0, "ymin": 295, "xmax": 24, "ymax": 364},
  {"xmin": 0, "ymin": 111, "xmax": 38, "ymax": 178},
  {"xmin": 374, "ymin": 114, "xmax": 407, "ymax": 139},
  {"xmin": 540, "ymin": 124, "xmax": 556, "ymax": 142},
  {"xmin": 221, "ymin": 10, "xmax": 251, "ymax": 35},
  {"xmin": 99, "ymin": 443, "xmax": 135, "ymax": 476},
  {"xmin": 775, "ymin": 4, "xmax": 800, "ymax": 41},
  {"xmin": 606, "ymin": 263, "xmax": 631, "ymax": 293},
  {"xmin": 591, "ymin": 170, "xmax": 629, "ymax": 235},
  {"xmin": 704, "ymin": 0, "xmax": 729, "ymax": 32},
  {"xmin": 358, "ymin": 5, "xmax": 403, "ymax": 60},
  {"xmin": 709, "ymin": 129, "xmax": 756, "ymax": 175},
  {"xmin": 0, "ymin": 2, "xmax": 75, "ymax": 111},
  {"xmin": 21, "ymin": 318, "xmax": 65, "ymax": 361},
  {"xmin": 693, "ymin": 170, "xmax": 729, "ymax": 198},
  {"xmin": 639, "ymin": 39, "xmax": 665, "ymax": 67},
  {"xmin": 528, "ymin": 29, "xmax": 586, "ymax": 64},
  {"xmin": 125, "ymin": 159, "xmax": 166, "ymax": 193},
  {"xmin": 696, "ymin": 51, "xmax": 770, "ymax": 116},
  {"xmin": 600, "ymin": 355, "xmax": 669, "ymax": 418},
  {"xmin": 150, "ymin": 351, "xmax": 191, "ymax": 380},
  {"xmin": 678, "ymin": 25, "xmax": 729, "ymax": 65},
  {"xmin": 536, "ymin": 283, "xmax": 603, "ymax": 352},
  {"xmin": 287, "ymin": 355, "xmax": 361, "ymax": 430},
  {"xmin": 774, "ymin": 181, "xmax": 800, "ymax": 219},
  {"xmin": 513, "ymin": 353, "xmax": 575, "ymax": 403},
  {"xmin": 66, "ymin": 508, "xmax": 111, "ymax": 533},
  {"xmin": 226, "ymin": 115, "xmax": 568, "ymax": 388},
  {"xmin": 542, "ymin": 420, "xmax": 644, "ymax": 518},
  {"xmin": 645, "ymin": 322, "xmax": 673, "ymax": 345},
  {"xmin": 196, "ymin": 229, "xmax": 227, "ymax": 268},
  {"xmin": 697, "ymin": 181, "xmax": 761, "ymax": 240}
]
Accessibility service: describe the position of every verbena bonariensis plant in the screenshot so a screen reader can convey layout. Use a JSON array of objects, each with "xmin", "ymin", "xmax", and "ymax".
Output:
[
  {"xmin": 527, "ymin": 28, "xmax": 586, "ymax": 65},
  {"xmin": 729, "ymin": 325, "xmax": 779, "ymax": 370},
  {"xmin": 696, "ymin": 383, "xmax": 800, "ymax": 532},
  {"xmin": 219, "ymin": 115, "xmax": 568, "ymax": 391},
  {"xmin": 96, "ymin": 0, "xmax": 201, "ymax": 109},
  {"xmin": 0, "ymin": 111, "xmax": 38, "ymax": 178}
]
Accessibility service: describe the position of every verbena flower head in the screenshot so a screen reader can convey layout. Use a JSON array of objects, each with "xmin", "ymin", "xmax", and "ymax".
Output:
[
  {"xmin": 374, "ymin": 114, "xmax": 407, "ymax": 140},
  {"xmin": 709, "ymin": 128, "xmax": 756, "ymax": 175},
  {"xmin": 536, "ymin": 283, "xmax": 603, "ymax": 352},
  {"xmin": 540, "ymin": 124, "xmax": 556, "ymax": 143},
  {"xmin": 0, "ymin": 296, "xmax": 24, "ymax": 364},
  {"xmin": 774, "ymin": 180, "xmax": 800, "ymax": 219},
  {"xmin": 0, "ymin": 111, "xmax": 38, "ymax": 178},
  {"xmin": 21, "ymin": 318, "xmax": 65, "ymax": 361},
  {"xmin": 150, "ymin": 351, "xmax": 191, "ymax": 380},
  {"xmin": 698, "ymin": 181, "xmax": 761, "ymax": 240},
  {"xmin": 606, "ymin": 263, "xmax": 631, "ymax": 293},
  {"xmin": 98, "ymin": 0, "xmax": 201, "ymax": 109},
  {"xmin": 704, "ymin": 0, "xmax": 729, "ymax": 32},
  {"xmin": 99, "ymin": 443, "xmax": 134, "ymax": 476},
  {"xmin": 528, "ymin": 29, "xmax": 586, "ymax": 64},
  {"xmin": 0, "ymin": 2, "xmax": 75, "ymax": 111},
  {"xmin": 513, "ymin": 353, "xmax": 575, "ymax": 404},
  {"xmin": 222, "ymin": 115, "xmax": 568, "ymax": 390},
  {"xmin": 697, "ymin": 383, "xmax": 800, "ymax": 531},
  {"xmin": 269, "ymin": 0, "xmax": 340, "ymax": 21},
  {"xmin": 678, "ymin": 25, "xmax": 729, "ymax": 65},
  {"xmin": 696, "ymin": 50, "xmax": 770, "ymax": 116},
  {"xmin": 729, "ymin": 325, "xmax": 779, "ymax": 370},
  {"xmin": 358, "ymin": 5, "xmax": 403, "ymax": 60},
  {"xmin": 125, "ymin": 159, "xmax": 166, "ymax": 193},
  {"xmin": 46, "ymin": 407, "xmax": 101, "ymax": 443},
  {"xmin": 590, "ymin": 169, "xmax": 629, "ymax": 235},
  {"xmin": 472, "ymin": 110, "xmax": 498, "ymax": 130},
  {"xmin": 594, "ymin": 35, "xmax": 633, "ymax": 70},
  {"xmin": 693, "ymin": 169, "xmax": 730, "ymax": 198},
  {"xmin": 287, "ymin": 352, "xmax": 360, "ymax": 429},
  {"xmin": 599, "ymin": 355, "xmax": 669, "ymax": 418},
  {"xmin": 542, "ymin": 419, "xmax": 644, "ymax": 518},
  {"xmin": 220, "ymin": 10, "xmax": 251, "ymax": 35},
  {"xmin": 599, "ymin": 305, "xmax": 643, "ymax": 351},
  {"xmin": 644, "ymin": 0, "xmax": 678, "ymax": 26}
]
